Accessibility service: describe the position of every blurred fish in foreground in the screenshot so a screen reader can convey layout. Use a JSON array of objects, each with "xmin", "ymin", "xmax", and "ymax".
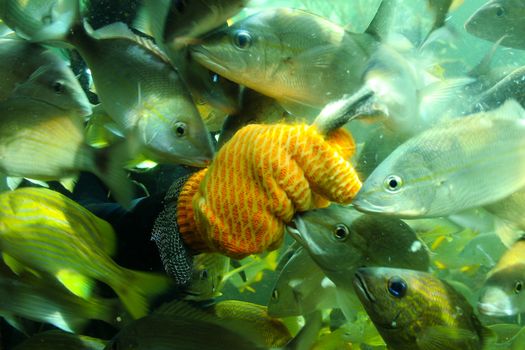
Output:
[
  {"xmin": 0, "ymin": 188, "xmax": 173, "ymax": 319},
  {"xmin": 0, "ymin": 264, "xmax": 128, "ymax": 333},
  {"xmin": 12, "ymin": 330, "xmax": 106, "ymax": 350},
  {"xmin": 354, "ymin": 267, "xmax": 491, "ymax": 350},
  {"xmin": 0, "ymin": 97, "xmax": 130, "ymax": 205},
  {"xmin": 353, "ymin": 100, "xmax": 525, "ymax": 218},
  {"xmin": 107, "ymin": 300, "xmax": 262, "ymax": 350},
  {"xmin": 465, "ymin": 0, "xmax": 525, "ymax": 50},
  {"xmin": 212, "ymin": 300, "xmax": 292, "ymax": 348},
  {"xmin": 478, "ymin": 236, "xmax": 525, "ymax": 317},
  {"xmin": 0, "ymin": 0, "xmax": 77, "ymax": 41}
]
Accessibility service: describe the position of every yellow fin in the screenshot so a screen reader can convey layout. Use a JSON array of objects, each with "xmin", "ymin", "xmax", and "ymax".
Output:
[
  {"xmin": 1, "ymin": 253, "xmax": 39, "ymax": 277},
  {"xmin": 56, "ymin": 269, "xmax": 95, "ymax": 299},
  {"xmin": 417, "ymin": 326, "xmax": 481, "ymax": 350}
]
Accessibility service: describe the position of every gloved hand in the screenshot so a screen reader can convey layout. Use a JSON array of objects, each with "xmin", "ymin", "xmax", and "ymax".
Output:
[{"xmin": 176, "ymin": 123, "xmax": 361, "ymax": 259}]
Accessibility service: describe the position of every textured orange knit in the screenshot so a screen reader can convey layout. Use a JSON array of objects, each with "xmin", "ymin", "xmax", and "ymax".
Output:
[{"xmin": 178, "ymin": 124, "xmax": 361, "ymax": 258}]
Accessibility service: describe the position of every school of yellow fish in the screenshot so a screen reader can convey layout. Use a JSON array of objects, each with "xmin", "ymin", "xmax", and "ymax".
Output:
[{"xmin": 2, "ymin": 0, "xmax": 525, "ymax": 349}]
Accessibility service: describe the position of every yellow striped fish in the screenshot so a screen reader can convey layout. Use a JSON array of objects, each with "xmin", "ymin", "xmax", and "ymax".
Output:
[{"xmin": 0, "ymin": 188, "xmax": 173, "ymax": 319}]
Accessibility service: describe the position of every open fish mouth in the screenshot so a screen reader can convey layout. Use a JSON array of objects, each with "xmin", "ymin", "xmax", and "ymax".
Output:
[
  {"xmin": 286, "ymin": 216, "xmax": 306, "ymax": 246},
  {"xmin": 351, "ymin": 195, "xmax": 386, "ymax": 214},
  {"xmin": 353, "ymin": 272, "xmax": 376, "ymax": 303}
]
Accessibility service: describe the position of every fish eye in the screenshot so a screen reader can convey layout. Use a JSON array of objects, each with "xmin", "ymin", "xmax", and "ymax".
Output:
[
  {"xmin": 174, "ymin": 122, "xmax": 187, "ymax": 137},
  {"xmin": 271, "ymin": 289, "xmax": 279, "ymax": 301},
  {"xmin": 387, "ymin": 276, "xmax": 407, "ymax": 298},
  {"xmin": 383, "ymin": 175, "xmax": 403, "ymax": 193},
  {"xmin": 514, "ymin": 281, "xmax": 523, "ymax": 294},
  {"xmin": 53, "ymin": 81, "xmax": 65, "ymax": 94},
  {"xmin": 333, "ymin": 224, "xmax": 350, "ymax": 241},
  {"xmin": 233, "ymin": 30, "xmax": 252, "ymax": 50},
  {"xmin": 495, "ymin": 5, "xmax": 505, "ymax": 17}
]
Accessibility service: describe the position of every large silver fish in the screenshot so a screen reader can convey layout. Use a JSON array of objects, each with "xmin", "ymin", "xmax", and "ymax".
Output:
[{"xmin": 353, "ymin": 100, "xmax": 525, "ymax": 218}]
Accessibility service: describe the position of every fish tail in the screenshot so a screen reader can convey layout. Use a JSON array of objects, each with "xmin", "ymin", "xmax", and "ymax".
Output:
[
  {"xmin": 91, "ymin": 142, "xmax": 133, "ymax": 209},
  {"xmin": 114, "ymin": 270, "xmax": 174, "ymax": 319}
]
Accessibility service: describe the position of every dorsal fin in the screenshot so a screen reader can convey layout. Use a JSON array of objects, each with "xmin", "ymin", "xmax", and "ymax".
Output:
[{"xmin": 85, "ymin": 21, "xmax": 173, "ymax": 66}]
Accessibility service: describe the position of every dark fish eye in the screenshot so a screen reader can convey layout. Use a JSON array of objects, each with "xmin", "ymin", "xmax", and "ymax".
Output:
[
  {"xmin": 53, "ymin": 81, "xmax": 65, "ymax": 94},
  {"xmin": 515, "ymin": 281, "xmax": 523, "ymax": 294},
  {"xmin": 174, "ymin": 122, "xmax": 187, "ymax": 137},
  {"xmin": 174, "ymin": 0, "xmax": 187, "ymax": 13},
  {"xmin": 383, "ymin": 175, "xmax": 403, "ymax": 193},
  {"xmin": 333, "ymin": 224, "xmax": 349, "ymax": 241},
  {"xmin": 200, "ymin": 270, "xmax": 208, "ymax": 279},
  {"xmin": 233, "ymin": 30, "xmax": 252, "ymax": 49},
  {"xmin": 495, "ymin": 5, "xmax": 505, "ymax": 17},
  {"xmin": 271, "ymin": 289, "xmax": 279, "ymax": 300},
  {"xmin": 387, "ymin": 276, "xmax": 407, "ymax": 298}
]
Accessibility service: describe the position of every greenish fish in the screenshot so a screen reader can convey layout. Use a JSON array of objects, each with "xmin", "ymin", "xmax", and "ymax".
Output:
[
  {"xmin": 0, "ymin": 38, "xmax": 92, "ymax": 116},
  {"xmin": 135, "ymin": 2, "xmax": 241, "ymax": 131},
  {"xmin": 465, "ymin": 0, "xmax": 525, "ymax": 50},
  {"xmin": 13, "ymin": 330, "xmax": 106, "ymax": 350},
  {"xmin": 184, "ymin": 252, "xmax": 230, "ymax": 301},
  {"xmin": 0, "ymin": 187, "xmax": 173, "ymax": 319},
  {"xmin": 212, "ymin": 300, "xmax": 292, "ymax": 348},
  {"xmin": 353, "ymin": 99, "xmax": 525, "ymax": 218},
  {"xmin": 67, "ymin": 21, "xmax": 214, "ymax": 166},
  {"xmin": 0, "ymin": 0, "xmax": 77, "ymax": 41},
  {"xmin": 138, "ymin": 0, "xmax": 248, "ymax": 50},
  {"xmin": 190, "ymin": 8, "xmax": 377, "ymax": 117},
  {"xmin": 478, "ymin": 237, "xmax": 525, "ymax": 316},
  {"xmin": 0, "ymin": 97, "xmax": 130, "ymax": 206},
  {"xmin": 267, "ymin": 245, "xmax": 337, "ymax": 318},
  {"xmin": 354, "ymin": 267, "xmax": 490, "ymax": 350},
  {"xmin": 107, "ymin": 300, "xmax": 261, "ymax": 350},
  {"xmin": 0, "ymin": 267, "xmax": 128, "ymax": 333},
  {"xmin": 288, "ymin": 205, "xmax": 430, "ymax": 287}
]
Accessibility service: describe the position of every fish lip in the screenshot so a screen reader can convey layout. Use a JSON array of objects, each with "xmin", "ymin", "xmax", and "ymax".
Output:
[
  {"xmin": 353, "ymin": 271, "xmax": 375, "ymax": 303},
  {"xmin": 286, "ymin": 216, "xmax": 306, "ymax": 246},
  {"xmin": 352, "ymin": 195, "xmax": 386, "ymax": 214},
  {"xmin": 190, "ymin": 49, "xmax": 231, "ymax": 75}
]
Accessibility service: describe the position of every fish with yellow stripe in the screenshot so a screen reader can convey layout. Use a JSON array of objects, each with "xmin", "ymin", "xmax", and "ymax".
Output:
[{"xmin": 0, "ymin": 187, "xmax": 173, "ymax": 319}]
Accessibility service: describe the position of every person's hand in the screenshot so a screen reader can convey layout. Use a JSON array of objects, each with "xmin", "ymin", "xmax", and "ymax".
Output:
[{"xmin": 177, "ymin": 123, "xmax": 361, "ymax": 258}]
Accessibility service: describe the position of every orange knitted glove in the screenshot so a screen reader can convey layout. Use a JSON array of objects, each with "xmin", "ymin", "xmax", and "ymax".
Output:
[{"xmin": 177, "ymin": 124, "xmax": 361, "ymax": 259}]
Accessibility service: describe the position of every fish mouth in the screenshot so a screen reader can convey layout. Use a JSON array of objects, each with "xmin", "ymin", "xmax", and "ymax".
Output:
[
  {"xmin": 353, "ymin": 272, "xmax": 376, "ymax": 303},
  {"xmin": 190, "ymin": 49, "xmax": 231, "ymax": 76},
  {"xmin": 352, "ymin": 194, "xmax": 386, "ymax": 214},
  {"xmin": 286, "ymin": 216, "xmax": 307, "ymax": 246}
]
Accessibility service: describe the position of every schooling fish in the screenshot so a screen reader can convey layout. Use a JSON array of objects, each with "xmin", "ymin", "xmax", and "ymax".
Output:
[
  {"xmin": 288, "ymin": 205, "xmax": 430, "ymax": 287},
  {"xmin": 0, "ymin": 267, "xmax": 128, "ymax": 333},
  {"xmin": 65, "ymin": 21, "xmax": 214, "ymax": 166},
  {"xmin": 107, "ymin": 300, "xmax": 261, "ymax": 350},
  {"xmin": 478, "ymin": 237, "xmax": 525, "ymax": 317},
  {"xmin": 212, "ymin": 300, "xmax": 292, "ymax": 348},
  {"xmin": 354, "ymin": 267, "xmax": 490, "ymax": 350},
  {"xmin": 0, "ymin": 97, "xmax": 130, "ymax": 206},
  {"xmin": 465, "ymin": 0, "xmax": 525, "ymax": 50},
  {"xmin": 267, "ymin": 246, "xmax": 337, "ymax": 318},
  {"xmin": 353, "ymin": 99, "xmax": 525, "ymax": 218},
  {"xmin": 190, "ymin": 8, "xmax": 377, "ymax": 117},
  {"xmin": 0, "ymin": 38, "xmax": 92, "ymax": 116},
  {"xmin": 137, "ymin": 0, "xmax": 248, "ymax": 50},
  {"xmin": 0, "ymin": 0, "xmax": 77, "ymax": 41},
  {"xmin": 0, "ymin": 188, "xmax": 173, "ymax": 319},
  {"xmin": 12, "ymin": 330, "xmax": 106, "ymax": 350}
]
